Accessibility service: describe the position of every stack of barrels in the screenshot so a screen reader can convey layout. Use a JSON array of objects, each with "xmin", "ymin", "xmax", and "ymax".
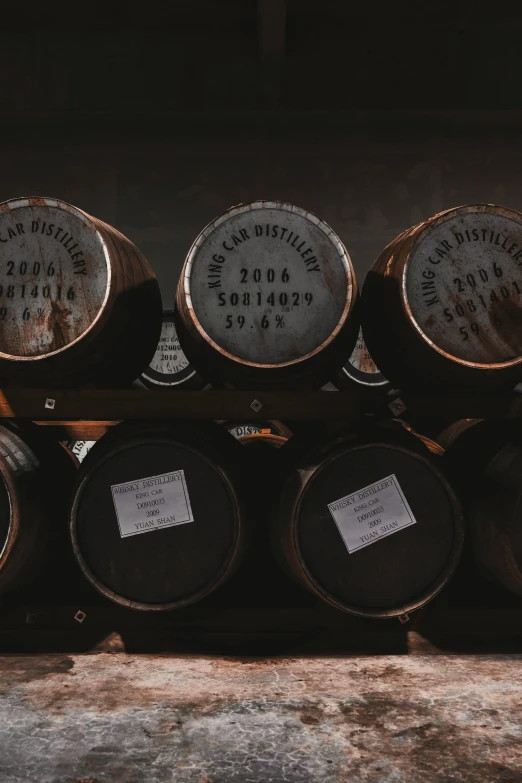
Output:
[{"xmin": 0, "ymin": 195, "xmax": 520, "ymax": 620}]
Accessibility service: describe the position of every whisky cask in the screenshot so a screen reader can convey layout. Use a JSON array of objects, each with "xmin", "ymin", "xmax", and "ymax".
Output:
[
  {"xmin": 273, "ymin": 427, "xmax": 464, "ymax": 618},
  {"xmin": 0, "ymin": 423, "xmax": 77, "ymax": 594},
  {"xmin": 362, "ymin": 205, "xmax": 522, "ymax": 391},
  {"xmin": 444, "ymin": 419, "xmax": 522, "ymax": 596},
  {"xmin": 0, "ymin": 197, "xmax": 162, "ymax": 387},
  {"xmin": 332, "ymin": 327, "xmax": 391, "ymax": 395},
  {"xmin": 70, "ymin": 421, "xmax": 247, "ymax": 610},
  {"xmin": 176, "ymin": 201, "xmax": 359, "ymax": 389},
  {"xmin": 140, "ymin": 310, "xmax": 206, "ymax": 390}
]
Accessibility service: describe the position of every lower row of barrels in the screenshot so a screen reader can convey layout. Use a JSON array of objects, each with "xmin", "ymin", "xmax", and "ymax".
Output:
[{"xmin": 0, "ymin": 418, "xmax": 520, "ymax": 615}]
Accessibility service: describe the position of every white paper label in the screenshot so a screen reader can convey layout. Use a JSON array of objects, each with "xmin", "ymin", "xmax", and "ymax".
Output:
[
  {"xmin": 327, "ymin": 474, "xmax": 416, "ymax": 554},
  {"xmin": 111, "ymin": 470, "xmax": 194, "ymax": 539}
]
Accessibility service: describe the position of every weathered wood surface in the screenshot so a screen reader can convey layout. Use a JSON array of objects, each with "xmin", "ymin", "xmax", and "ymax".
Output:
[{"xmin": 1, "ymin": 653, "xmax": 521, "ymax": 782}]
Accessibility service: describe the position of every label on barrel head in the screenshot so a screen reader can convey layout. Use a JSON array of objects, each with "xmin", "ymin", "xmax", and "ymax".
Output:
[
  {"xmin": 327, "ymin": 474, "xmax": 417, "ymax": 554},
  {"xmin": 228, "ymin": 424, "xmax": 265, "ymax": 439},
  {"xmin": 111, "ymin": 470, "xmax": 194, "ymax": 538},
  {"xmin": 406, "ymin": 208, "xmax": 522, "ymax": 364},
  {"xmin": 0, "ymin": 198, "xmax": 109, "ymax": 357},
  {"xmin": 70, "ymin": 440, "xmax": 96, "ymax": 462},
  {"xmin": 342, "ymin": 327, "xmax": 388, "ymax": 386},
  {"xmin": 186, "ymin": 202, "xmax": 352, "ymax": 365},
  {"xmin": 141, "ymin": 317, "xmax": 196, "ymax": 386}
]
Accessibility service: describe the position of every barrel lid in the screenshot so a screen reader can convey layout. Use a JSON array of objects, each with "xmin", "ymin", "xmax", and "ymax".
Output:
[
  {"xmin": 402, "ymin": 204, "xmax": 522, "ymax": 370},
  {"xmin": 294, "ymin": 442, "xmax": 463, "ymax": 617},
  {"xmin": 140, "ymin": 311, "xmax": 203, "ymax": 389},
  {"xmin": 0, "ymin": 197, "xmax": 111, "ymax": 360},
  {"xmin": 71, "ymin": 430, "xmax": 241, "ymax": 610},
  {"xmin": 183, "ymin": 201, "xmax": 356, "ymax": 368}
]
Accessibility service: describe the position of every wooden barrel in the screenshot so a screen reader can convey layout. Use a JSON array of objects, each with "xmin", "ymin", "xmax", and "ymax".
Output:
[
  {"xmin": 70, "ymin": 421, "xmax": 247, "ymax": 610},
  {"xmin": 332, "ymin": 327, "xmax": 392, "ymax": 395},
  {"xmin": 0, "ymin": 422, "xmax": 77, "ymax": 594},
  {"xmin": 175, "ymin": 201, "xmax": 359, "ymax": 389},
  {"xmin": 444, "ymin": 419, "xmax": 522, "ymax": 596},
  {"xmin": 139, "ymin": 310, "xmax": 206, "ymax": 390},
  {"xmin": 0, "ymin": 197, "xmax": 162, "ymax": 387},
  {"xmin": 362, "ymin": 205, "xmax": 522, "ymax": 391},
  {"xmin": 273, "ymin": 427, "xmax": 464, "ymax": 618}
]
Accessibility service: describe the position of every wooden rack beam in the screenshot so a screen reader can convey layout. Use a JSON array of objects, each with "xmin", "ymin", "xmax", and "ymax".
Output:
[{"xmin": 0, "ymin": 389, "xmax": 519, "ymax": 423}]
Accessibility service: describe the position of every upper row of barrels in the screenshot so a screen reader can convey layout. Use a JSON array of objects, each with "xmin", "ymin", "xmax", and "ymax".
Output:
[{"xmin": 0, "ymin": 197, "xmax": 520, "ymax": 392}]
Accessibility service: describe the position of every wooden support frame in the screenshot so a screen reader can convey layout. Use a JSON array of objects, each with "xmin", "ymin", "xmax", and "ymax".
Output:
[{"xmin": 0, "ymin": 388, "xmax": 516, "ymax": 438}]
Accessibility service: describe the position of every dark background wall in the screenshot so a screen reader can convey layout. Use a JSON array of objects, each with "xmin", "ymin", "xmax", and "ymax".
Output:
[{"xmin": 2, "ymin": 0, "xmax": 522, "ymax": 307}]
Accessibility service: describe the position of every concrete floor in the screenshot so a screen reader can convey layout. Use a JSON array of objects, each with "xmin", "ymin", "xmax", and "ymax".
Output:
[{"xmin": 0, "ymin": 654, "xmax": 521, "ymax": 783}]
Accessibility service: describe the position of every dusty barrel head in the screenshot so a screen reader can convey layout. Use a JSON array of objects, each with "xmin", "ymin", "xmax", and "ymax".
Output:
[
  {"xmin": 176, "ymin": 201, "xmax": 359, "ymax": 389},
  {"xmin": 333, "ymin": 327, "xmax": 391, "ymax": 393},
  {"xmin": 140, "ymin": 311, "xmax": 206, "ymax": 389},
  {"xmin": 274, "ymin": 435, "xmax": 464, "ymax": 617},
  {"xmin": 0, "ymin": 197, "xmax": 162, "ymax": 387},
  {"xmin": 70, "ymin": 422, "xmax": 246, "ymax": 610},
  {"xmin": 0, "ymin": 199, "xmax": 108, "ymax": 357},
  {"xmin": 362, "ymin": 205, "xmax": 522, "ymax": 391},
  {"xmin": 444, "ymin": 420, "xmax": 522, "ymax": 596}
]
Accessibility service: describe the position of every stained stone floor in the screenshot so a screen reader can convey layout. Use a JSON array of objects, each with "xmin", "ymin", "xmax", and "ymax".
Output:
[{"xmin": 0, "ymin": 653, "xmax": 521, "ymax": 783}]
